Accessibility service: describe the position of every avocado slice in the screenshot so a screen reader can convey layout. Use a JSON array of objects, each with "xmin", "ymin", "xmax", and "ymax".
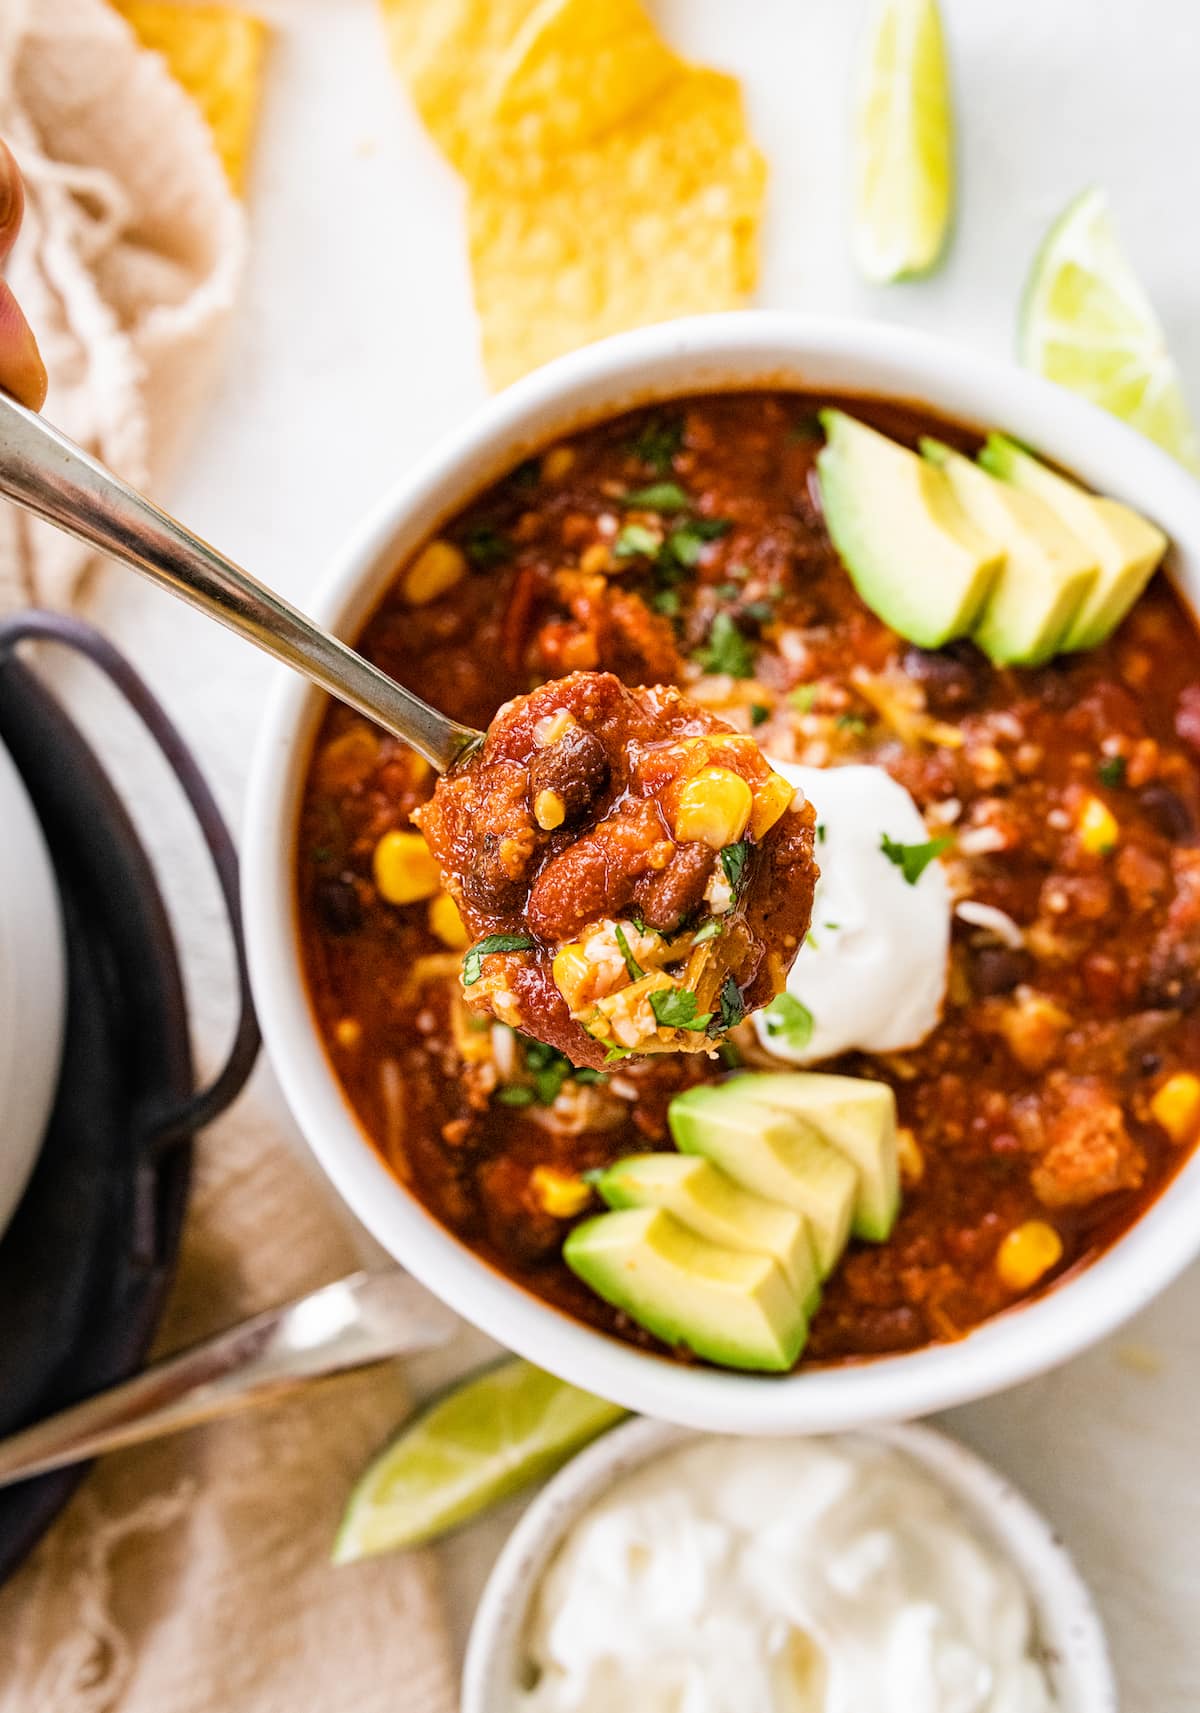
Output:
[
  {"xmin": 921, "ymin": 439, "xmax": 1098, "ymax": 666},
  {"xmin": 724, "ymin": 1072, "xmax": 900, "ymax": 1243},
  {"xmin": 563, "ymin": 1206, "xmax": 808, "ymax": 1373},
  {"xmin": 816, "ymin": 410, "xmax": 1004, "ymax": 648},
  {"xmin": 978, "ymin": 433, "xmax": 1167, "ymax": 651},
  {"xmin": 596, "ymin": 1153, "xmax": 821, "ymax": 1313},
  {"xmin": 669, "ymin": 1083, "xmax": 857, "ymax": 1277}
]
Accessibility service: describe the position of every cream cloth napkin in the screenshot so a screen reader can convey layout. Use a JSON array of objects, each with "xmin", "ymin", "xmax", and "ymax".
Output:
[
  {"xmin": 0, "ymin": 0, "xmax": 245, "ymax": 608},
  {"xmin": 0, "ymin": 6, "xmax": 457, "ymax": 1710}
]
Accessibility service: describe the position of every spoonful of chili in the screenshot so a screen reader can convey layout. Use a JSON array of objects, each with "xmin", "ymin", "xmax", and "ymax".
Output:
[{"xmin": 0, "ymin": 394, "xmax": 818, "ymax": 1067}]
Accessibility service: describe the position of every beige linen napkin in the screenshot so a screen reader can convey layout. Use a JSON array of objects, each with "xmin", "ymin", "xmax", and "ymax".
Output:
[
  {"xmin": 0, "ymin": 7, "xmax": 457, "ymax": 1710},
  {"xmin": 0, "ymin": 0, "xmax": 245, "ymax": 609}
]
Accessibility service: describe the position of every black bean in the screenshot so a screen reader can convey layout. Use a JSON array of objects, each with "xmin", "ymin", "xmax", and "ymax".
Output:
[
  {"xmin": 901, "ymin": 641, "xmax": 985, "ymax": 714},
  {"xmin": 1138, "ymin": 785, "xmax": 1195, "ymax": 843},
  {"xmin": 529, "ymin": 728, "xmax": 610, "ymax": 824},
  {"xmin": 313, "ymin": 876, "xmax": 362, "ymax": 935},
  {"xmin": 971, "ymin": 945, "xmax": 1035, "ymax": 996}
]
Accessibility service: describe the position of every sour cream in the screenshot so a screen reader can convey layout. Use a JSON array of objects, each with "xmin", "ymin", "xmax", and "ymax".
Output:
[
  {"xmin": 515, "ymin": 1436, "xmax": 1058, "ymax": 1713},
  {"xmin": 754, "ymin": 763, "xmax": 951, "ymax": 1064}
]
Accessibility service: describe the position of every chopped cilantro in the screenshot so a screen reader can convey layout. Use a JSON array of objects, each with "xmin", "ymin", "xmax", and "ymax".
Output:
[
  {"xmin": 720, "ymin": 840, "xmax": 750, "ymax": 896},
  {"xmin": 603, "ymin": 1042, "xmax": 636, "ymax": 1063},
  {"xmin": 624, "ymin": 480, "xmax": 690, "ymax": 513},
  {"xmin": 789, "ymin": 684, "xmax": 818, "ymax": 713},
  {"xmin": 824, "ymin": 920, "xmax": 841, "ymax": 931},
  {"xmin": 749, "ymin": 702, "xmax": 770, "ymax": 727},
  {"xmin": 651, "ymin": 587, "xmax": 681, "ymax": 616},
  {"xmin": 462, "ymin": 932, "xmax": 534, "ymax": 985},
  {"xmin": 817, "ymin": 822, "xmax": 827, "ymax": 843},
  {"xmin": 613, "ymin": 922, "xmax": 645, "ymax": 982},
  {"xmin": 629, "ymin": 415, "xmax": 684, "ymax": 473},
  {"xmin": 573, "ymin": 1067, "xmax": 605, "ymax": 1085},
  {"xmin": 495, "ymin": 1085, "xmax": 535, "ymax": 1107},
  {"xmin": 613, "ymin": 522, "xmax": 659, "ymax": 559},
  {"xmin": 693, "ymin": 611, "xmax": 755, "ymax": 678},
  {"xmin": 805, "ymin": 931, "xmax": 819, "ymax": 951},
  {"xmin": 462, "ymin": 523, "xmax": 513, "ymax": 569},
  {"xmin": 691, "ymin": 916, "xmax": 722, "ymax": 945},
  {"xmin": 533, "ymin": 1060, "xmax": 571, "ymax": 1105},
  {"xmin": 666, "ymin": 517, "xmax": 731, "ymax": 567},
  {"xmin": 836, "ymin": 713, "xmax": 868, "ymax": 735},
  {"xmin": 1097, "ymin": 754, "xmax": 1127, "ymax": 788},
  {"xmin": 625, "ymin": 907, "xmax": 649, "ymax": 935},
  {"xmin": 880, "ymin": 832, "xmax": 952, "ymax": 885},
  {"xmin": 741, "ymin": 599, "xmax": 775, "ymax": 625},
  {"xmin": 710, "ymin": 973, "xmax": 745, "ymax": 1035},
  {"xmin": 763, "ymin": 993, "xmax": 814, "ymax": 1051},
  {"xmin": 714, "ymin": 581, "xmax": 742, "ymax": 601},
  {"xmin": 649, "ymin": 986, "xmax": 713, "ymax": 1031}
]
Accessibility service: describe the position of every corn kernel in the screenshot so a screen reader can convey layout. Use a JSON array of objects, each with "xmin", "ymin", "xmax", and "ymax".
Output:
[
  {"xmin": 1150, "ymin": 1073, "xmax": 1200, "ymax": 1145},
  {"xmin": 552, "ymin": 943, "xmax": 592, "ymax": 1010},
  {"xmin": 534, "ymin": 789, "xmax": 566, "ymax": 830},
  {"xmin": 749, "ymin": 769, "xmax": 797, "ymax": 839},
  {"xmin": 334, "ymin": 1017, "xmax": 362, "ymax": 1050},
  {"xmin": 534, "ymin": 708, "xmax": 575, "ymax": 747},
  {"xmin": 672, "ymin": 767, "xmax": 753, "ymax": 849},
  {"xmin": 530, "ymin": 1165, "xmax": 592, "ymax": 1219},
  {"xmin": 404, "ymin": 539, "xmax": 467, "ymax": 606},
  {"xmin": 1078, "ymin": 794, "xmax": 1119, "ymax": 855},
  {"xmin": 542, "ymin": 445, "xmax": 575, "ymax": 482},
  {"xmin": 373, "ymin": 829, "xmax": 441, "ymax": 905},
  {"xmin": 896, "ymin": 1126, "xmax": 924, "ymax": 1186},
  {"xmin": 579, "ymin": 541, "xmax": 612, "ymax": 575},
  {"xmin": 428, "ymin": 891, "xmax": 469, "ymax": 950},
  {"xmin": 996, "ymin": 1220, "xmax": 1063, "ymax": 1292}
]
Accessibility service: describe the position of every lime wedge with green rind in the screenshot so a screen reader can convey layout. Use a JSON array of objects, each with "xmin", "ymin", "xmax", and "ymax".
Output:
[
  {"xmin": 332, "ymin": 1359, "xmax": 625, "ymax": 1563},
  {"xmin": 852, "ymin": 0, "xmax": 955, "ymax": 283},
  {"xmin": 1020, "ymin": 187, "xmax": 1200, "ymax": 474}
]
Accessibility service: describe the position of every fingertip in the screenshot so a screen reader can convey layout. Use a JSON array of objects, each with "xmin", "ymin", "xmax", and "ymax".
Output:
[{"xmin": 0, "ymin": 284, "xmax": 47, "ymax": 410}]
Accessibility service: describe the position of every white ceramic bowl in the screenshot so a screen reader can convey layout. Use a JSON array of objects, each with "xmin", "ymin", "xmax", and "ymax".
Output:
[
  {"xmin": 460, "ymin": 1416, "xmax": 1118, "ymax": 1713},
  {"xmin": 244, "ymin": 312, "xmax": 1200, "ymax": 1433},
  {"xmin": 0, "ymin": 735, "xmax": 65, "ymax": 1239}
]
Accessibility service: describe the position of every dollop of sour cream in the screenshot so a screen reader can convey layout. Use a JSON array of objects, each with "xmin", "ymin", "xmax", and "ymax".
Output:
[
  {"xmin": 515, "ymin": 1437, "xmax": 1059, "ymax": 1713},
  {"xmin": 755, "ymin": 763, "xmax": 951, "ymax": 1064}
]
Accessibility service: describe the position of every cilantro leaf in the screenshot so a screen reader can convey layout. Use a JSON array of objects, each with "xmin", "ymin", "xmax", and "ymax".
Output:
[
  {"xmin": 709, "ymin": 973, "xmax": 745, "ymax": 1036},
  {"xmin": 665, "ymin": 517, "xmax": 731, "ymax": 567},
  {"xmin": 649, "ymin": 987, "xmax": 713, "ymax": 1031},
  {"xmin": 651, "ymin": 588, "xmax": 680, "ymax": 616},
  {"xmin": 495, "ymin": 1085, "xmax": 535, "ymax": 1107},
  {"xmin": 603, "ymin": 1042, "xmax": 636, "ymax": 1063},
  {"xmin": 623, "ymin": 480, "xmax": 690, "ymax": 512},
  {"xmin": 750, "ymin": 702, "xmax": 770, "ymax": 727},
  {"xmin": 573, "ymin": 1067, "xmax": 605, "ymax": 1085},
  {"xmin": 462, "ymin": 524, "xmax": 513, "ymax": 569},
  {"xmin": 613, "ymin": 522, "xmax": 660, "ymax": 559},
  {"xmin": 693, "ymin": 611, "xmax": 755, "ymax": 678},
  {"xmin": 816, "ymin": 823, "xmax": 827, "ymax": 843},
  {"xmin": 533, "ymin": 1059, "xmax": 571, "ymax": 1105},
  {"xmin": 789, "ymin": 684, "xmax": 818, "ymax": 713},
  {"xmin": 720, "ymin": 840, "xmax": 750, "ymax": 896},
  {"xmin": 629, "ymin": 415, "xmax": 683, "ymax": 473},
  {"xmin": 879, "ymin": 832, "xmax": 952, "ymax": 885},
  {"xmin": 690, "ymin": 916, "xmax": 722, "ymax": 945},
  {"xmin": 462, "ymin": 932, "xmax": 534, "ymax": 985},
  {"xmin": 763, "ymin": 993, "xmax": 814, "ymax": 1051},
  {"xmin": 1097, "ymin": 755, "xmax": 1126, "ymax": 788},
  {"xmin": 613, "ymin": 922, "xmax": 645, "ymax": 982}
]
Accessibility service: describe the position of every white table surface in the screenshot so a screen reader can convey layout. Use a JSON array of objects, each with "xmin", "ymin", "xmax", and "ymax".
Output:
[{"xmin": 66, "ymin": 0, "xmax": 1200, "ymax": 1703}]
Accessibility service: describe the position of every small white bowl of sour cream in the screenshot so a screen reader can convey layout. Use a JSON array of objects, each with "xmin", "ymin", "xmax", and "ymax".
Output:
[{"xmin": 462, "ymin": 1416, "xmax": 1116, "ymax": 1713}]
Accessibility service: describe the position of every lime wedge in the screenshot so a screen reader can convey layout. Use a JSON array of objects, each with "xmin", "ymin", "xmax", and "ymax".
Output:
[
  {"xmin": 852, "ymin": 0, "xmax": 954, "ymax": 283},
  {"xmin": 1020, "ymin": 188, "xmax": 1200, "ymax": 473},
  {"xmin": 332, "ymin": 1359, "xmax": 625, "ymax": 1563}
]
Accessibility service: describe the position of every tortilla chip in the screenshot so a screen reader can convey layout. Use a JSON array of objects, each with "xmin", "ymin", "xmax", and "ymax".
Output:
[
  {"xmin": 113, "ymin": 1, "xmax": 267, "ymax": 193},
  {"xmin": 479, "ymin": 0, "xmax": 681, "ymax": 161},
  {"xmin": 469, "ymin": 63, "xmax": 767, "ymax": 387},
  {"xmin": 377, "ymin": 0, "xmax": 543, "ymax": 173}
]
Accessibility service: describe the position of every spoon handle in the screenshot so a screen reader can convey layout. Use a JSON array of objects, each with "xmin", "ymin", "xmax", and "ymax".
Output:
[{"xmin": 0, "ymin": 393, "xmax": 481, "ymax": 773}]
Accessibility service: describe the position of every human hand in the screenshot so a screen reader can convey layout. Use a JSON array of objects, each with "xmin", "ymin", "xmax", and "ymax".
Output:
[{"xmin": 0, "ymin": 141, "xmax": 47, "ymax": 411}]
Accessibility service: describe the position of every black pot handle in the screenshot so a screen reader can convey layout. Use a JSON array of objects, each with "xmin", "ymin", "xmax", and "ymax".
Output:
[{"xmin": 0, "ymin": 611, "xmax": 259, "ymax": 1148}]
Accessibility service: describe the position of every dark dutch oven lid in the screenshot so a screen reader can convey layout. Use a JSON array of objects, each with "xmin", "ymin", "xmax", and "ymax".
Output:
[{"xmin": 0, "ymin": 612, "xmax": 258, "ymax": 1585}]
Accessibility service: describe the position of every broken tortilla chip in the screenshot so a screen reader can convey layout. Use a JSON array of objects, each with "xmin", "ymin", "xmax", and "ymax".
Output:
[
  {"xmin": 377, "ymin": 0, "xmax": 542, "ymax": 174},
  {"xmin": 112, "ymin": 0, "xmax": 267, "ymax": 193}
]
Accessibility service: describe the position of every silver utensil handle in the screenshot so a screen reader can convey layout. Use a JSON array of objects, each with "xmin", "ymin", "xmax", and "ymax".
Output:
[
  {"xmin": 0, "ymin": 393, "xmax": 480, "ymax": 773},
  {"xmin": 0, "ymin": 1271, "xmax": 455, "ymax": 1486}
]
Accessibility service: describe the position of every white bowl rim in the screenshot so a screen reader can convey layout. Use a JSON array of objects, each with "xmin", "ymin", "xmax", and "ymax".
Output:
[
  {"xmin": 244, "ymin": 310, "xmax": 1200, "ymax": 1435},
  {"xmin": 460, "ymin": 1415, "xmax": 1118, "ymax": 1713}
]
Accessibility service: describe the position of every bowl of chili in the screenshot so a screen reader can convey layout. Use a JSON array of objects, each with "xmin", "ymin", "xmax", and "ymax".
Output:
[{"xmin": 244, "ymin": 312, "xmax": 1200, "ymax": 1432}]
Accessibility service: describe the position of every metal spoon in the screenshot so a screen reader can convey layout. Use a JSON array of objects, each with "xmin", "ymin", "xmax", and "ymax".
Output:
[
  {"xmin": 0, "ymin": 393, "xmax": 484, "ymax": 773},
  {"xmin": 0, "ymin": 1270, "xmax": 456, "ymax": 1487}
]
